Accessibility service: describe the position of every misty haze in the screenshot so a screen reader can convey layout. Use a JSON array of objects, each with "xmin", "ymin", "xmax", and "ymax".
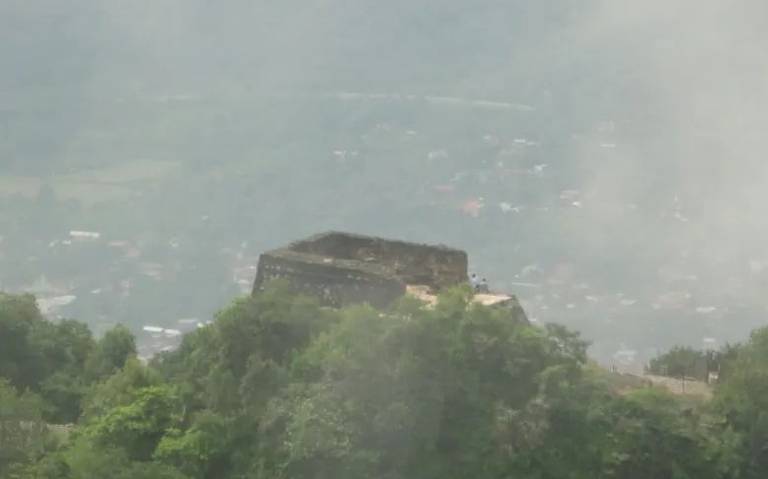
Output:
[{"xmin": 2, "ymin": 1, "xmax": 768, "ymax": 478}]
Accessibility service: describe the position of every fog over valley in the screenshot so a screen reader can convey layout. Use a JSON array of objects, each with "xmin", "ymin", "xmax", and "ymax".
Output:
[
  {"xmin": 2, "ymin": 0, "xmax": 768, "ymax": 366},
  {"xmin": 8, "ymin": 3, "xmax": 768, "ymax": 479}
]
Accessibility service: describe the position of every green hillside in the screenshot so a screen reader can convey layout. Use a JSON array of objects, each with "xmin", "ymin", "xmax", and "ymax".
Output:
[{"xmin": 3, "ymin": 288, "xmax": 767, "ymax": 478}]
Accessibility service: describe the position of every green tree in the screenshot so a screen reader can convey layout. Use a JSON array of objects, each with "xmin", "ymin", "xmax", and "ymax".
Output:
[
  {"xmin": 649, "ymin": 346, "xmax": 709, "ymax": 382},
  {"xmin": 0, "ymin": 293, "xmax": 47, "ymax": 389},
  {"xmin": 154, "ymin": 411, "xmax": 232, "ymax": 479},
  {"xmin": 34, "ymin": 320, "xmax": 96, "ymax": 423},
  {"xmin": 0, "ymin": 380, "xmax": 50, "ymax": 477},
  {"xmin": 262, "ymin": 288, "xmax": 590, "ymax": 479},
  {"xmin": 155, "ymin": 280, "xmax": 331, "ymax": 415},
  {"xmin": 4, "ymin": 286, "xmax": 758, "ymax": 479},
  {"xmin": 81, "ymin": 358, "xmax": 162, "ymax": 421},
  {"xmin": 214, "ymin": 281, "xmax": 327, "ymax": 378},
  {"xmin": 18, "ymin": 438, "xmax": 188, "ymax": 479},
  {"xmin": 0, "ymin": 294, "xmax": 96, "ymax": 423},
  {"xmin": 85, "ymin": 325, "xmax": 136, "ymax": 381},
  {"xmin": 715, "ymin": 327, "xmax": 768, "ymax": 477},
  {"xmin": 602, "ymin": 389, "xmax": 729, "ymax": 479},
  {"xmin": 114, "ymin": 461, "xmax": 189, "ymax": 479},
  {"xmin": 85, "ymin": 385, "xmax": 180, "ymax": 462}
]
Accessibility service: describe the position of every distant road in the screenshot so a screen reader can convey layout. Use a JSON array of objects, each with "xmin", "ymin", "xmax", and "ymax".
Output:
[
  {"xmin": 642, "ymin": 374, "xmax": 712, "ymax": 398},
  {"xmin": 328, "ymin": 91, "xmax": 535, "ymax": 112},
  {"xmin": 606, "ymin": 371, "xmax": 712, "ymax": 398}
]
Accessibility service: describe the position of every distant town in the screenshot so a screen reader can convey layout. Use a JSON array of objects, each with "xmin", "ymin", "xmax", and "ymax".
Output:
[{"xmin": 0, "ymin": 227, "xmax": 252, "ymax": 360}]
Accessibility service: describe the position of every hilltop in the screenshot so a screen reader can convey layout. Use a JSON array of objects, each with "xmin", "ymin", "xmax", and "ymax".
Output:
[{"xmin": 2, "ymin": 285, "xmax": 768, "ymax": 478}]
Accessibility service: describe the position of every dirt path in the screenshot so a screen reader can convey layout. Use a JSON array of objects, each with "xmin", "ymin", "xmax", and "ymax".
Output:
[{"xmin": 642, "ymin": 374, "xmax": 712, "ymax": 398}]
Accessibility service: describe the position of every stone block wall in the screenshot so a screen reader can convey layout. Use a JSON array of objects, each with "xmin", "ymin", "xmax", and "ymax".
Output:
[
  {"xmin": 290, "ymin": 232, "xmax": 468, "ymax": 290},
  {"xmin": 253, "ymin": 251, "xmax": 406, "ymax": 308}
]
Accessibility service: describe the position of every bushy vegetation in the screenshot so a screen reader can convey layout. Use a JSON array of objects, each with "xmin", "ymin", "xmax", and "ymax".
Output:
[
  {"xmin": 1, "ymin": 286, "xmax": 767, "ymax": 478},
  {"xmin": 648, "ymin": 346, "xmax": 716, "ymax": 382}
]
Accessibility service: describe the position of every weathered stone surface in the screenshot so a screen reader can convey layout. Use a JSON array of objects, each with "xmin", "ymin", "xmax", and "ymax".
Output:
[
  {"xmin": 289, "ymin": 232, "xmax": 468, "ymax": 290},
  {"xmin": 253, "ymin": 250, "xmax": 406, "ymax": 308},
  {"xmin": 253, "ymin": 231, "xmax": 527, "ymax": 324},
  {"xmin": 252, "ymin": 231, "xmax": 468, "ymax": 308}
]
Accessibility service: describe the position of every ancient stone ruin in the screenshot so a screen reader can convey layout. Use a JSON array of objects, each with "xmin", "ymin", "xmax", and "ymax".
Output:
[{"xmin": 252, "ymin": 231, "xmax": 527, "ymax": 320}]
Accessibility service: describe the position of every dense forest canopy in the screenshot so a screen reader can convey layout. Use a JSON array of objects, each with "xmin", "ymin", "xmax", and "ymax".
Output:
[{"xmin": 2, "ymin": 287, "xmax": 768, "ymax": 478}]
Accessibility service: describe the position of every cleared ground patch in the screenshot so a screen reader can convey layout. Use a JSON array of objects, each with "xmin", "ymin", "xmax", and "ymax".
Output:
[{"xmin": 604, "ymin": 370, "xmax": 712, "ymax": 399}]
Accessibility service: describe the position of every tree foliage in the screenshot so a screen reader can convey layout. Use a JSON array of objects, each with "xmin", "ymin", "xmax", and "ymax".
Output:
[
  {"xmin": 2, "ymin": 289, "xmax": 768, "ymax": 478},
  {"xmin": 0, "ymin": 294, "xmax": 97, "ymax": 423},
  {"xmin": 648, "ymin": 346, "xmax": 712, "ymax": 382},
  {"xmin": 84, "ymin": 324, "xmax": 137, "ymax": 382},
  {"xmin": 0, "ymin": 380, "xmax": 49, "ymax": 477}
]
